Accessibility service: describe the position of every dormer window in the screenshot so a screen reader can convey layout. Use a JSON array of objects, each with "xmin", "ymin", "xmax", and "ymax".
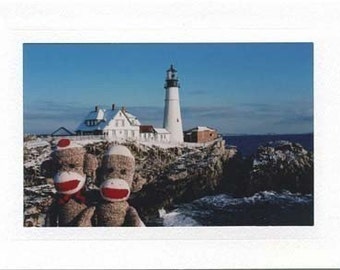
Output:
[{"xmin": 85, "ymin": 120, "xmax": 98, "ymax": 126}]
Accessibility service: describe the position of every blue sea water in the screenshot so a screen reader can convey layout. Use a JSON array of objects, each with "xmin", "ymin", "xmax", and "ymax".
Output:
[
  {"xmin": 224, "ymin": 133, "xmax": 313, "ymax": 157},
  {"xmin": 159, "ymin": 191, "xmax": 313, "ymax": 226}
]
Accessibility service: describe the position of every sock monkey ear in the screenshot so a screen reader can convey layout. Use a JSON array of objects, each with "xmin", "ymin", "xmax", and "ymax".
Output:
[
  {"xmin": 131, "ymin": 173, "xmax": 147, "ymax": 193},
  {"xmin": 83, "ymin": 153, "xmax": 99, "ymax": 178}
]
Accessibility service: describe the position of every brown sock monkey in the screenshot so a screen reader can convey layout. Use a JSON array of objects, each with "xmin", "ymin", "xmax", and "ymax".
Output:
[
  {"xmin": 80, "ymin": 144, "xmax": 145, "ymax": 227},
  {"xmin": 42, "ymin": 138, "xmax": 98, "ymax": 226}
]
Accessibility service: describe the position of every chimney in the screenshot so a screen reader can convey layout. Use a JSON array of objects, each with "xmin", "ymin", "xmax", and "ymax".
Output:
[
  {"xmin": 95, "ymin": 105, "xmax": 98, "ymax": 112},
  {"xmin": 112, "ymin": 104, "xmax": 115, "ymax": 110}
]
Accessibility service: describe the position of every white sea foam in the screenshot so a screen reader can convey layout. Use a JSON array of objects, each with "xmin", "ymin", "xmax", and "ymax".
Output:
[{"xmin": 162, "ymin": 211, "xmax": 201, "ymax": 227}]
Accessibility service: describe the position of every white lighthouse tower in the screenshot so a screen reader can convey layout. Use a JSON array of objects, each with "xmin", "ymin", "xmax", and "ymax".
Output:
[{"xmin": 163, "ymin": 64, "xmax": 184, "ymax": 143}]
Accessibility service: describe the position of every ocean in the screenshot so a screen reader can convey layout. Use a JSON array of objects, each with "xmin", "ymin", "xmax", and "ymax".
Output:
[
  {"xmin": 157, "ymin": 191, "xmax": 313, "ymax": 226},
  {"xmin": 151, "ymin": 133, "xmax": 314, "ymax": 226}
]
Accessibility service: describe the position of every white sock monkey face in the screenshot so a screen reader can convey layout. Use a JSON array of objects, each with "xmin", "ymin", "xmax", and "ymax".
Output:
[
  {"xmin": 53, "ymin": 171, "xmax": 86, "ymax": 195},
  {"xmin": 100, "ymin": 178, "xmax": 131, "ymax": 202}
]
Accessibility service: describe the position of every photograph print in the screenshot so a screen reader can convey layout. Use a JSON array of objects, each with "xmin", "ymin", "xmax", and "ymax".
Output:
[{"xmin": 23, "ymin": 43, "xmax": 313, "ymax": 227}]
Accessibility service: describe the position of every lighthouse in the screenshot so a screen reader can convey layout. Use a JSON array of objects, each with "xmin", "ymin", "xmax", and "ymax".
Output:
[{"xmin": 163, "ymin": 64, "xmax": 184, "ymax": 143}]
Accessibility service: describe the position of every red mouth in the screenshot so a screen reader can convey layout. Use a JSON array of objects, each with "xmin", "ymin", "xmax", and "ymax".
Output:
[
  {"xmin": 55, "ymin": 179, "xmax": 80, "ymax": 192},
  {"xmin": 102, "ymin": 188, "xmax": 129, "ymax": 199}
]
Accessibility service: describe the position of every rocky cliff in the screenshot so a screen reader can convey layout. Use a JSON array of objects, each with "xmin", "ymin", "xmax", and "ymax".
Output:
[
  {"xmin": 23, "ymin": 137, "xmax": 313, "ymax": 227},
  {"xmin": 23, "ymin": 137, "xmax": 236, "ymax": 226},
  {"xmin": 127, "ymin": 140, "xmax": 235, "ymax": 223}
]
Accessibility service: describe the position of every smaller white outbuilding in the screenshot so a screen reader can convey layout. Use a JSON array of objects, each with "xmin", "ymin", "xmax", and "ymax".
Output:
[
  {"xmin": 139, "ymin": 125, "xmax": 171, "ymax": 143},
  {"xmin": 154, "ymin": 128, "xmax": 171, "ymax": 143}
]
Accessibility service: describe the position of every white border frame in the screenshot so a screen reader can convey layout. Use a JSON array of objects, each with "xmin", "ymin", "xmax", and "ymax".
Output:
[{"xmin": 1, "ymin": 0, "xmax": 340, "ymax": 268}]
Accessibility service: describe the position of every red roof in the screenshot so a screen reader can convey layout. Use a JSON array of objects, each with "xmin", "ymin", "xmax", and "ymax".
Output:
[{"xmin": 140, "ymin": 125, "xmax": 154, "ymax": 133}]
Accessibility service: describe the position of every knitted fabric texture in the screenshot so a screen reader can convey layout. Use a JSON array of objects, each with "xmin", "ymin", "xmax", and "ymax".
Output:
[
  {"xmin": 94, "ymin": 201, "xmax": 129, "ymax": 226},
  {"xmin": 56, "ymin": 188, "xmax": 87, "ymax": 205},
  {"xmin": 45, "ymin": 142, "xmax": 98, "ymax": 227},
  {"xmin": 83, "ymin": 153, "xmax": 99, "ymax": 176},
  {"xmin": 54, "ymin": 147, "xmax": 86, "ymax": 175},
  {"xmin": 99, "ymin": 154, "xmax": 135, "ymax": 186},
  {"xmin": 90, "ymin": 146, "xmax": 139, "ymax": 226},
  {"xmin": 57, "ymin": 199, "xmax": 88, "ymax": 226}
]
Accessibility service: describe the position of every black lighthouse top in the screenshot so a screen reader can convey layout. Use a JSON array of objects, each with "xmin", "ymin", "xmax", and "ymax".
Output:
[{"xmin": 165, "ymin": 64, "xmax": 180, "ymax": 88}]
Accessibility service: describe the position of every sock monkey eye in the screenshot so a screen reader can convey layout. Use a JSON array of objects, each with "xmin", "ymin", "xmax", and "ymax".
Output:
[
  {"xmin": 69, "ymin": 164, "xmax": 75, "ymax": 169},
  {"xmin": 108, "ymin": 168, "xmax": 114, "ymax": 173},
  {"xmin": 120, "ymin": 169, "xmax": 126, "ymax": 175}
]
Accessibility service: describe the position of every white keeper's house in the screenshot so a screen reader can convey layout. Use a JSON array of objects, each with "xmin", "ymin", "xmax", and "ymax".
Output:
[
  {"xmin": 75, "ymin": 104, "xmax": 171, "ymax": 143},
  {"xmin": 76, "ymin": 104, "xmax": 140, "ymax": 140}
]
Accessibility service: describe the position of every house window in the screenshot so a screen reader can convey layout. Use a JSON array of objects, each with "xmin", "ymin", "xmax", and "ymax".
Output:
[{"xmin": 122, "ymin": 120, "xmax": 125, "ymax": 127}]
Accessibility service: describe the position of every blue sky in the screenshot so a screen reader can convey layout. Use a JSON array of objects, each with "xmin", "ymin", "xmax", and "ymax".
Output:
[{"xmin": 23, "ymin": 43, "xmax": 313, "ymax": 135}]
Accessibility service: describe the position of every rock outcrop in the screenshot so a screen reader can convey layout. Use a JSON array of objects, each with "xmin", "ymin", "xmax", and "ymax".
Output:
[
  {"xmin": 221, "ymin": 140, "xmax": 313, "ymax": 196},
  {"xmin": 249, "ymin": 140, "xmax": 313, "ymax": 194}
]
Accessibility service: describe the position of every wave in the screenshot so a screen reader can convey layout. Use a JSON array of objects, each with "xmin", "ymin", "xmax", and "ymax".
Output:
[{"xmin": 156, "ymin": 191, "xmax": 313, "ymax": 226}]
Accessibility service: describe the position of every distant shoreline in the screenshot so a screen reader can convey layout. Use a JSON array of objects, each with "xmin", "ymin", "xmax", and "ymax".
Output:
[
  {"xmin": 223, "ymin": 132, "xmax": 313, "ymax": 137},
  {"xmin": 224, "ymin": 133, "xmax": 313, "ymax": 156}
]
